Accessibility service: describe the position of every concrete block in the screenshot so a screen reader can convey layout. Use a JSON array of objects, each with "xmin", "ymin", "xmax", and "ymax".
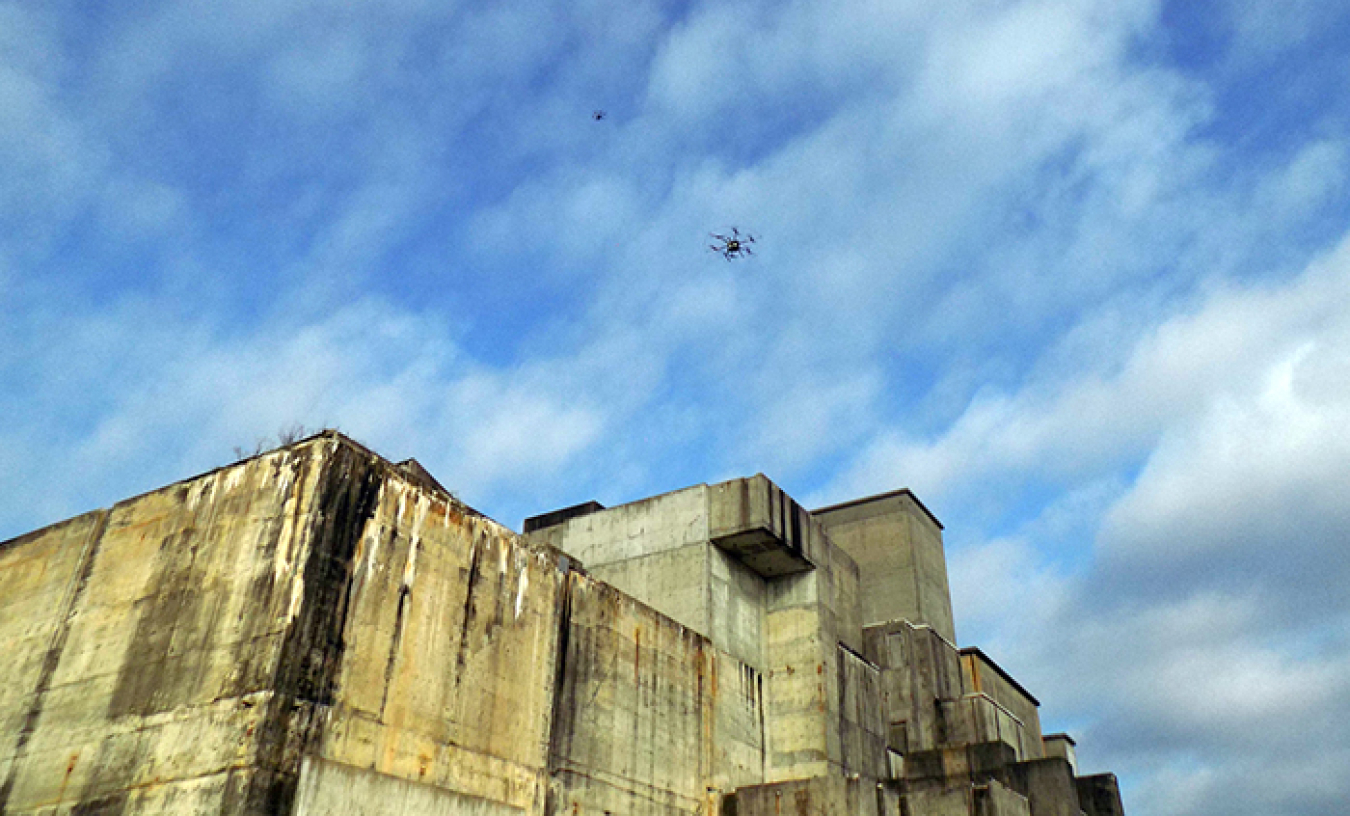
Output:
[
  {"xmin": 709, "ymin": 477, "xmax": 815, "ymax": 577},
  {"xmin": 973, "ymin": 780, "xmax": 1031, "ymax": 816},
  {"xmin": 1075, "ymin": 774, "xmax": 1125, "ymax": 816},
  {"xmin": 1007, "ymin": 758, "xmax": 1080, "ymax": 816},
  {"xmin": 838, "ymin": 646, "xmax": 887, "ymax": 780},
  {"xmin": 900, "ymin": 786, "xmax": 973, "ymax": 816},
  {"xmin": 813, "ymin": 490, "xmax": 955, "ymax": 642},
  {"xmin": 958, "ymin": 651, "xmax": 1042, "ymax": 759},
  {"xmin": 1040, "ymin": 735, "xmax": 1076, "ymax": 776},
  {"xmin": 548, "ymin": 573, "xmax": 711, "ymax": 816}
]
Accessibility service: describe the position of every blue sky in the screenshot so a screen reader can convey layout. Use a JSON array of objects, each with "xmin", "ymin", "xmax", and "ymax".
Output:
[{"xmin": 4, "ymin": 1, "xmax": 1350, "ymax": 813}]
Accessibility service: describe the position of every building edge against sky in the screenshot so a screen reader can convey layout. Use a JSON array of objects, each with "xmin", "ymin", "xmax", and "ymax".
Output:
[{"xmin": 0, "ymin": 430, "xmax": 1125, "ymax": 816}]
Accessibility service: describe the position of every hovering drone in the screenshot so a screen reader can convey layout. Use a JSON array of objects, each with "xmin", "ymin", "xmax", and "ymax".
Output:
[
  {"xmin": 709, "ymin": 227, "xmax": 756, "ymax": 261},
  {"xmin": 592, "ymin": 110, "xmax": 607, "ymax": 121}
]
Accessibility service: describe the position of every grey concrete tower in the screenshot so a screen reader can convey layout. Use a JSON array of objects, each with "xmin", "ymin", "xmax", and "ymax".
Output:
[{"xmin": 814, "ymin": 489, "xmax": 956, "ymax": 643}]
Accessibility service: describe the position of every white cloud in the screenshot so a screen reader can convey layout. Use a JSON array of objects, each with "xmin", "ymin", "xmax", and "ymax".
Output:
[
  {"xmin": 855, "ymin": 233, "xmax": 1350, "ymax": 813},
  {"xmin": 0, "ymin": 294, "xmax": 617, "ymax": 538},
  {"xmin": 5, "ymin": 2, "xmax": 1350, "ymax": 812}
]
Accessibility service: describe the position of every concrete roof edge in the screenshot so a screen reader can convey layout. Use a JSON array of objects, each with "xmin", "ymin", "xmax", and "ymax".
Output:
[
  {"xmin": 811, "ymin": 487, "xmax": 944, "ymax": 530},
  {"xmin": 959, "ymin": 646, "xmax": 1041, "ymax": 707},
  {"xmin": 121, "ymin": 430, "xmax": 484, "ymax": 526},
  {"xmin": 576, "ymin": 478, "xmax": 718, "ymax": 516}
]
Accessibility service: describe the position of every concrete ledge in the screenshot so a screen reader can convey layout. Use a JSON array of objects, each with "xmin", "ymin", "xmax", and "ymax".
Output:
[
  {"xmin": 709, "ymin": 476, "xmax": 816, "ymax": 577},
  {"xmin": 294, "ymin": 757, "xmax": 525, "ymax": 816}
]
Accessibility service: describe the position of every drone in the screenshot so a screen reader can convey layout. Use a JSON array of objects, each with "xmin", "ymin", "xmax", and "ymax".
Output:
[
  {"xmin": 592, "ymin": 110, "xmax": 606, "ymax": 121},
  {"xmin": 709, "ymin": 227, "xmax": 756, "ymax": 261}
]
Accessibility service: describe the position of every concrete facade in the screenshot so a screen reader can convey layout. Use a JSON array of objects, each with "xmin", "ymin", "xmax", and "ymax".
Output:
[{"xmin": 0, "ymin": 432, "xmax": 1125, "ymax": 816}]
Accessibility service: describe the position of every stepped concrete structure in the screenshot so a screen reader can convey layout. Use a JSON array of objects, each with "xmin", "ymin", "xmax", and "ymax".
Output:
[{"xmin": 0, "ymin": 432, "xmax": 1125, "ymax": 816}]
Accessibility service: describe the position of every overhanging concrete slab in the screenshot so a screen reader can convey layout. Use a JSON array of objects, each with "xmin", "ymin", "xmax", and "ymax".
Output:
[{"xmin": 709, "ymin": 475, "xmax": 817, "ymax": 577}]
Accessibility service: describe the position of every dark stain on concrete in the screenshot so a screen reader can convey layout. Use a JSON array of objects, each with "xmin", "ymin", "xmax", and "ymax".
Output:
[
  {"xmin": 453, "ymin": 534, "xmax": 484, "ymax": 684},
  {"xmin": 243, "ymin": 442, "xmax": 383, "ymax": 814},
  {"xmin": 379, "ymin": 582, "xmax": 413, "ymax": 720},
  {"xmin": 546, "ymin": 568, "xmax": 577, "ymax": 777},
  {"xmin": 69, "ymin": 793, "xmax": 129, "ymax": 816},
  {"xmin": 67, "ymin": 729, "xmax": 151, "ymax": 816},
  {"xmin": 107, "ymin": 525, "xmax": 217, "ymax": 719},
  {"xmin": 0, "ymin": 510, "xmax": 108, "ymax": 816},
  {"xmin": 222, "ymin": 454, "xmax": 316, "ymax": 701}
]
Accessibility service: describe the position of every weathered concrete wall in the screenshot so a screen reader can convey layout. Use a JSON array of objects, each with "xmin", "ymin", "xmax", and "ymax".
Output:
[
  {"xmin": 0, "ymin": 436, "xmax": 775, "ymax": 816},
  {"xmin": 0, "ymin": 435, "xmax": 385, "ymax": 815},
  {"xmin": 526, "ymin": 486, "xmax": 724, "ymax": 666},
  {"xmin": 973, "ymin": 782, "xmax": 1032, "ymax": 816},
  {"xmin": 2, "ymin": 434, "xmax": 1126, "ymax": 816},
  {"xmin": 958, "ymin": 652, "xmax": 1042, "ymax": 761},
  {"xmin": 863, "ymin": 621, "xmax": 962, "ymax": 755},
  {"xmin": 1075, "ymin": 774, "xmax": 1125, "ymax": 816},
  {"xmin": 546, "ymin": 571, "xmax": 766, "ymax": 816},
  {"xmin": 731, "ymin": 775, "xmax": 881, "ymax": 816},
  {"xmin": 314, "ymin": 468, "xmax": 567, "ymax": 814},
  {"xmin": 293, "ymin": 757, "xmax": 521, "ymax": 816},
  {"xmin": 708, "ymin": 548, "xmax": 767, "ymax": 672},
  {"xmin": 837, "ymin": 647, "xmax": 886, "ymax": 781},
  {"xmin": 767, "ymin": 516, "xmax": 866, "ymax": 787},
  {"xmin": 1006, "ymin": 759, "xmax": 1079, "ymax": 816},
  {"xmin": 936, "ymin": 696, "xmax": 1030, "ymax": 762},
  {"xmin": 814, "ymin": 491, "xmax": 955, "ymax": 643},
  {"xmin": 899, "ymin": 781, "xmax": 1030, "ymax": 816},
  {"xmin": 547, "ymin": 572, "xmax": 709, "ymax": 816},
  {"xmin": 0, "ymin": 434, "xmax": 565, "ymax": 816},
  {"xmin": 1, "ymin": 510, "xmax": 109, "ymax": 815}
]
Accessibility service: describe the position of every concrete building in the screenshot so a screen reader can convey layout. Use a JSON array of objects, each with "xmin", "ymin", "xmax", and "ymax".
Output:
[{"xmin": 0, "ymin": 432, "xmax": 1125, "ymax": 816}]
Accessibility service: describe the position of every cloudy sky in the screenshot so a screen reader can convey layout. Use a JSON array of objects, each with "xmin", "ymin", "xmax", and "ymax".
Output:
[{"xmin": 4, "ymin": 0, "xmax": 1349, "ymax": 812}]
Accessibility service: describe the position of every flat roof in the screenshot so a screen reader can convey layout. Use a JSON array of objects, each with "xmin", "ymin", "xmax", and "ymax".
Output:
[
  {"xmin": 959, "ymin": 646, "xmax": 1040, "ymax": 707},
  {"xmin": 812, "ymin": 487, "xmax": 944, "ymax": 530},
  {"xmin": 522, "ymin": 500, "xmax": 607, "ymax": 532}
]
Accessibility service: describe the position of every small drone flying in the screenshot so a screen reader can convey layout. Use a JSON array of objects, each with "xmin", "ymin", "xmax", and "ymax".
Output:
[
  {"xmin": 709, "ymin": 227, "xmax": 756, "ymax": 261},
  {"xmin": 592, "ymin": 110, "xmax": 606, "ymax": 121}
]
